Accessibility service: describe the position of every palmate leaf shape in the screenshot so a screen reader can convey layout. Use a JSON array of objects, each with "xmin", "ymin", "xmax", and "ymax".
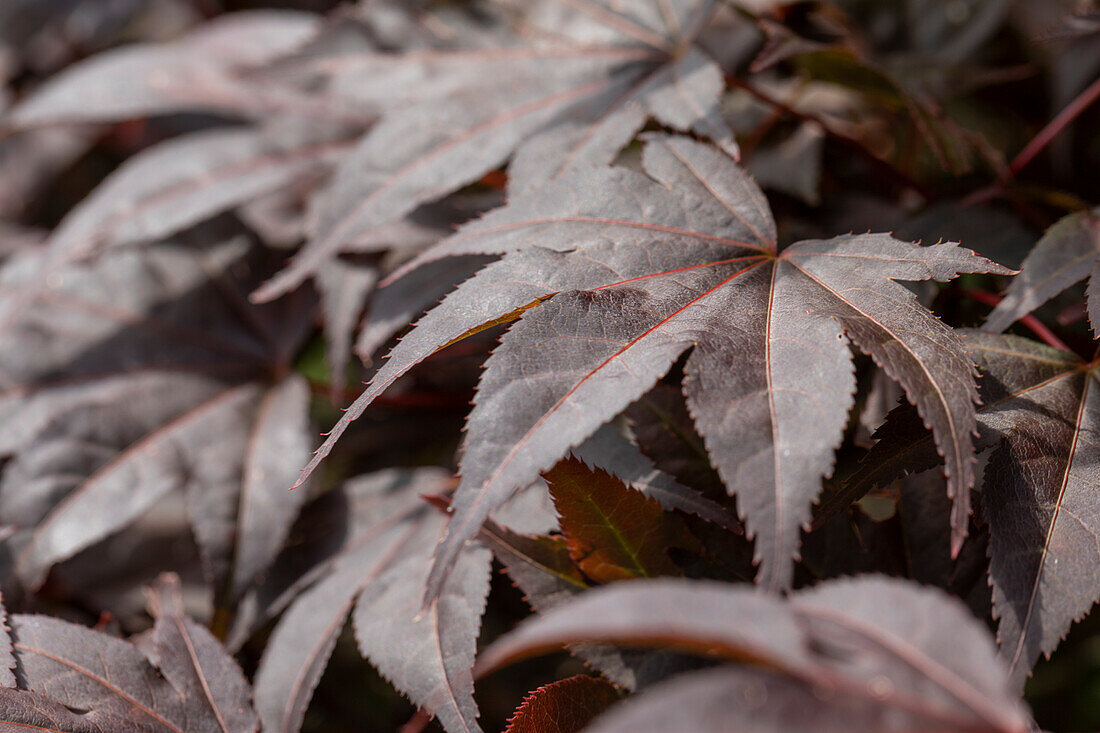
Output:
[
  {"xmin": 298, "ymin": 134, "xmax": 1009, "ymax": 596},
  {"xmin": 984, "ymin": 207, "xmax": 1100, "ymax": 336},
  {"xmin": 851, "ymin": 330, "xmax": 1100, "ymax": 689},
  {"xmin": 476, "ymin": 576, "xmax": 1033, "ymax": 733},
  {"xmin": 0, "ymin": 573, "xmax": 258, "ymax": 733},
  {"xmin": 0, "ymin": 235, "xmax": 316, "ymax": 598},
  {"xmin": 252, "ymin": 0, "xmax": 740, "ymax": 300},
  {"xmin": 252, "ymin": 468, "xmax": 492, "ymax": 733}
]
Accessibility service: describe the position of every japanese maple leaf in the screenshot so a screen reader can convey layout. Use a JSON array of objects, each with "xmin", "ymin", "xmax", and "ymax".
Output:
[
  {"xmin": 984, "ymin": 207, "xmax": 1100, "ymax": 337},
  {"xmin": 251, "ymin": 468, "xmax": 492, "ymax": 733},
  {"xmin": 968, "ymin": 332, "xmax": 1100, "ymax": 688},
  {"xmin": 0, "ymin": 573, "xmax": 258, "ymax": 733},
  {"xmin": 297, "ymin": 134, "xmax": 1009, "ymax": 597},
  {"xmin": 476, "ymin": 577, "xmax": 1032, "ymax": 733},
  {"xmin": 252, "ymin": 0, "xmax": 739, "ymax": 300},
  {"xmin": 0, "ymin": 234, "xmax": 316, "ymax": 599},
  {"xmin": 849, "ymin": 330, "xmax": 1100, "ymax": 689},
  {"xmin": 3, "ymin": 11, "xmax": 325, "ymax": 129}
]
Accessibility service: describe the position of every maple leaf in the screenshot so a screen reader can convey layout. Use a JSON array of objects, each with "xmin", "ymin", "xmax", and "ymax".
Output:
[
  {"xmin": 0, "ymin": 592, "xmax": 12, "ymax": 689},
  {"xmin": 2, "ymin": 11, "xmax": 328, "ymax": 130},
  {"xmin": 972, "ymin": 334, "xmax": 1100, "ymax": 689},
  {"xmin": 0, "ymin": 121, "xmax": 357, "ymax": 363},
  {"xmin": 479, "ymin": 485, "xmax": 703, "ymax": 691},
  {"xmin": 504, "ymin": 675, "xmax": 621, "ymax": 733},
  {"xmin": 476, "ymin": 576, "xmax": 1033, "ymax": 733},
  {"xmin": 0, "ymin": 573, "xmax": 258, "ymax": 733},
  {"xmin": 842, "ymin": 330, "xmax": 1100, "ymax": 687},
  {"xmin": 544, "ymin": 457, "xmax": 689, "ymax": 583},
  {"xmin": 251, "ymin": 468, "xmax": 491, "ymax": 733},
  {"xmin": 984, "ymin": 207, "xmax": 1100, "ymax": 337},
  {"xmin": 252, "ymin": 0, "xmax": 740, "ymax": 301},
  {"xmin": 46, "ymin": 121, "xmax": 357, "ymax": 264},
  {"xmin": 0, "ymin": 235, "xmax": 316, "ymax": 599},
  {"xmin": 297, "ymin": 134, "xmax": 1009, "ymax": 597}
]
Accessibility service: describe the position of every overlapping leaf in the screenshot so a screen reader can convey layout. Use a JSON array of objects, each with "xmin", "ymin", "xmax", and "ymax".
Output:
[
  {"xmin": 0, "ymin": 235, "xmax": 316, "ymax": 598},
  {"xmin": 545, "ymin": 457, "xmax": 688, "ymax": 582},
  {"xmin": 847, "ymin": 330, "xmax": 1100, "ymax": 688},
  {"xmin": 253, "ymin": 0, "xmax": 740, "ymax": 300},
  {"xmin": 973, "ymin": 334, "xmax": 1100, "ymax": 688},
  {"xmin": 984, "ymin": 207, "xmax": 1100, "ymax": 336},
  {"xmin": 0, "ymin": 574, "xmax": 257, "ymax": 733},
  {"xmin": 252, "ymin": 468, "xmax": 490, "ymax": 733},
  {"xmin": 46, "ymin": 121, "xmax": 357, "ymax": 264},
  {"xmin": 504, "ymin": 675, "xmax": 621, "ymax": 733},
  {"xmin": 297, "ymin": 134, "xmax": 1007, "ymax": 597},
  {"xmin": 476, "ymin": 576, "xmax": 1032, "ymax": 733},
  {"xmin": 3, "ymin": 10, "xmax": 326, "ymax": 129}
]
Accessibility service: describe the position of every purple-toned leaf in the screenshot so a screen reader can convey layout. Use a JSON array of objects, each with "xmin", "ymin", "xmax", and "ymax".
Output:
[
  {"xmin": 984, "ymin": 207, "xmax": 1100, "ymax": 336},
  {"xmin": 581, "ymin": 667, "xmax": 981, "ymax": 733},
  {"xmin": 8, "ymin": 606, "xmax": 258, "ymax": 733},
  {"xmin": 0, "ymin": 236, "xmax": 316, "ymax": 591},
  {"xmin": 140, "ymin": 573, "xmax": 258, "ymax": 733},
  {"xmin": 227, "ymin": 468, "xmax": 454, "ymax": 650},
  {"xmin": 0, "ymin": 686, "xmax": 144, "ymax": 732},
  {"xmin": 352, "ymin": 540, "xmax": 490, "ymax": 733},
  {"xmin": 410, "ymin": 135, "xmax": 1006, "ymax": 600},
  {"xmin": 226, "ymin": 376, "xmax": 314, "ymax": 600},
  {"xmin": 292, "ymin": 135, "xmax": 1004, "ymax": 599},
  {"xmin": 47, "ymin": 121, "xmax": 356, "ymax": 263},
  {"xmin": 477, "ymin": 576, "xmax": 1032, "ymax": 733},
  {"xmin": 4, "ymin": 11, "xmax": 323, "ymax": 128},
  {"xmin": 846, "ymin": 330, "xmax": 1100, "ymax": 685},
  {"xmin": 251, "ymin": 0, "xmax": 738, "ymax": 300},
  {"xmin": 253, "ymin": 467, "xmax": 489, "ymax": 733},
  {"xmin": 476, "ymin": 578, "xmax": 809, "ymax": 676},
  {"xmin": 963, "ymin": 331, "xmax": 1100, "ymax": 688}
]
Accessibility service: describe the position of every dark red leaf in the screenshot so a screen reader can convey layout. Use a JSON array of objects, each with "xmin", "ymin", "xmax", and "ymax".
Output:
[
  {"xmin": 504, "ymin": 675, "xmax": 621, "ymax": 733},
  {"xmin": 544, "ymin": 458, "xmax": 686, "ymax": 583}
]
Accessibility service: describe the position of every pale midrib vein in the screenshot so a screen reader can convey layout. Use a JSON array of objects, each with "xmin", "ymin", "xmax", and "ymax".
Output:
[
  {"xmin": 171, "ymin": 616, "xmax": 230, "ymax": 733},
  {"xmin": 794, "ymin": 604, "xmax": 1019, "ymax": 731},
  {"xmin": 431, "ymin": 259, "xmax": 767, "ymax": 597},
  {"xmin": 762, "ymin": 260, "xmax": 784, "ymax": 593},
  {"xmin": 12, "ymin": 643, "xmax": 183, "ymax": 733},
  {"xmin": 1007, "ymin": 374, "xmax": 1092, "ymax": 674},
  {"xmin": 789, "ymin": 261, "xmax": 965, "ymax": 492}
]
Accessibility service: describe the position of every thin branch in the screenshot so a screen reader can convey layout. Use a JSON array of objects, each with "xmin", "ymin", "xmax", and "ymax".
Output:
[
  {"xmin": 959, "ymin": 74, "xmax": 1100, "ymax": 207},
  {"xmin": 399, "ymin": 709, "xmax": 432, "ymax": 733},
  {"xmin": 960, "ymin": 288, "xmax": 1071, "ymax": 352}
]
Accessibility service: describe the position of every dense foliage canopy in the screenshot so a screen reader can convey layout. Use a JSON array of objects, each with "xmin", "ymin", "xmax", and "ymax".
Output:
[{"xmin": 0, "ymin": 0, "xmax": 1098, "ymax": 730}]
